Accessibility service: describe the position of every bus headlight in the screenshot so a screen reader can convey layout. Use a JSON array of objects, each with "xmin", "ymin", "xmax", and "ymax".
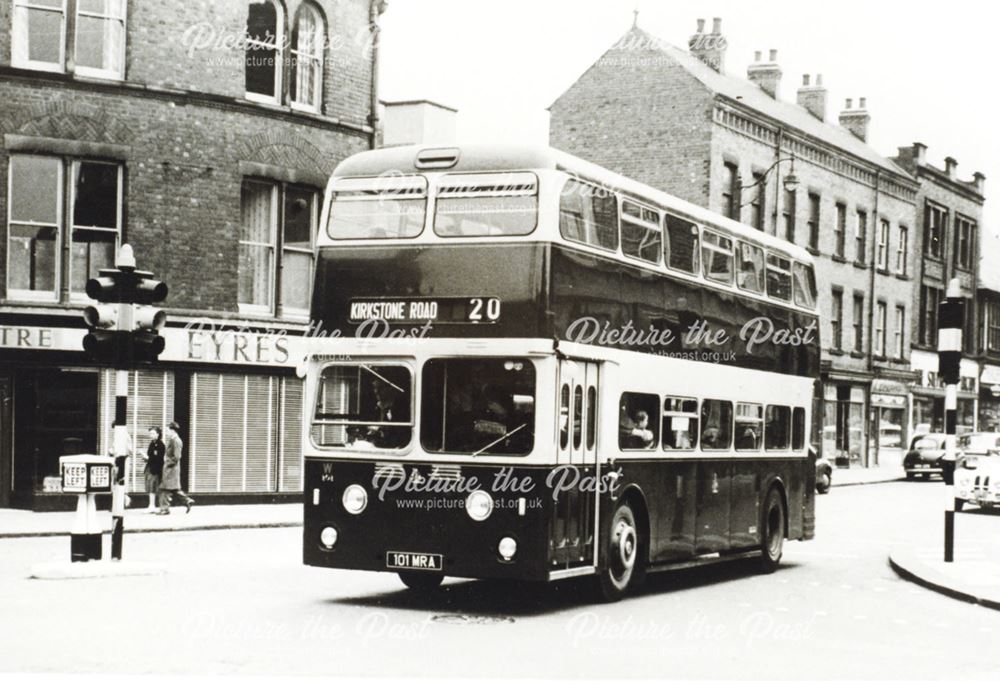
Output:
[
  {"xmin": 498, "ymin": 536, "xmax": 517, "ymax": 561},
  {"xmin": 320, "ymin": 526, "xmax": 339, "ymax": 549},
  {"xmin": 466, "ymin": 490, "xmax": 494, "ymax": 521},
  {"xmin": 342, "ymin": 485, "xmax": 368, "ymax": 514}
]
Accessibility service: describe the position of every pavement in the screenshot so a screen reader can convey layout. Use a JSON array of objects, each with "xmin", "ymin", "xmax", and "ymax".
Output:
[
  {"xmin": 0, "ymin": 502, "xmax": 302, "ymax": 539},
  {"xmin": 889, "ymin": 504, "xmax": 1000, "ymax": 611},
  {"xmin": 831, "ymin": 463, "xmax": 904, "ymax": 487}
]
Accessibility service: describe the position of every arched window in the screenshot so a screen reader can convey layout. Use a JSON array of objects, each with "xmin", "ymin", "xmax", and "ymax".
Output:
[
  {"xmin": 291, "ymin": 3, "xmax": 325, "ymax": 111},
  {"xmin": 246, "ymin": 0, "xmax": 284, "ymax": 102}
]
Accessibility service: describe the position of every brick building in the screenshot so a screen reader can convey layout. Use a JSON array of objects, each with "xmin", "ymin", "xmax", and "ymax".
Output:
[
  {"xmin": 890, "ymin": 144, "xmax": 984, "ymax": 436},
  {"xmin": 0, "ymin": 0, "xmax": 384, "ymax": 509},
  {"xmin": 975, "ymin": 229, "xmax": 1000, "ymax": 431},
  {"xmin": 549, "ymin": 18, "xmax": 922, "ymax": 467}
]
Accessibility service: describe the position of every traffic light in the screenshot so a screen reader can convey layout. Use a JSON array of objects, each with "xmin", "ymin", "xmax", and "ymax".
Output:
[{"xmin": 81, "ymin": 245, "xmax": 169, "ymax": 365}]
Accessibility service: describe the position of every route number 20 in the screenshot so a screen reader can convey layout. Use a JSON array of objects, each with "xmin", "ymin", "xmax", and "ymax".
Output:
[{"xmin": 468, "ymin": 297, "xmax": 501, "ymax": 322}]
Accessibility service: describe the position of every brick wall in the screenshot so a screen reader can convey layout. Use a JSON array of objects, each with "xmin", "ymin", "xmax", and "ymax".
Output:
[{"xmin": 549, "ymin": 28, "xmax": 715, "ymax": 207}]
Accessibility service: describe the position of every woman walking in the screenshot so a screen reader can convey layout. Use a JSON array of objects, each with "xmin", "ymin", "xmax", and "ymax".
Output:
[
  {"xmin": 142, "ymin": 426, "xmax": 165, "ymax": 512},
  {"xmin": 157, "ymin": 421, "xmax": 195, "ymax": 514}
]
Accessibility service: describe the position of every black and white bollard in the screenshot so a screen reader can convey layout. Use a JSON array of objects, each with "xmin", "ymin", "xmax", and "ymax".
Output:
[
  {"xmin": 60, "ymin": 455, "xmax": 114, "ymax": 562},
  {"xmin": 110, "ymin": 367, "xmax": 130, "ymax": 561},
  {"xmin": 938, "ymin": 278, "xmax": 963, "ymax": 563}
]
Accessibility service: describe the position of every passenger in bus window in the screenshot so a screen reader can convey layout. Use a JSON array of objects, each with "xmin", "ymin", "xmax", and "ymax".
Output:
[
  {"xmin": 620, "ymin": 408, "xmax": 655, "ymax": 449},
  {"xmin": 364, "ymin": 378, "xmax": 409, "ymax": 448}
]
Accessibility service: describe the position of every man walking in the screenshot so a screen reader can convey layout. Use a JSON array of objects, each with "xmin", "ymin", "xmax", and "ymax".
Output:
[{"xmin": 157, "ymin": 421, "xmax": 195, "ymax": 515}]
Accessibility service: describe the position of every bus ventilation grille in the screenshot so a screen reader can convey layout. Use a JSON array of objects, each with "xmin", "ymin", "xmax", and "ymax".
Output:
[
  {"xmin": 430, "ymin": 465, "xmax": 462, "ymax": 481},
  {"xmin": 415, "ymin": 147, "xmax": 461, "ymax": 169},
  {"xmin": 373, "ymin": 462, "xmax": 405, "ymax": 485}
]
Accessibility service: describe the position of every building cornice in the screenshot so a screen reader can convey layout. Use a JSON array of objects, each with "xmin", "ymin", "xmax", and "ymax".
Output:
[
  {"xmin": 916, "ymin": 164, "xmax": 985, "ymax": 205},
  {"xmin": 713, "ymin": 98, "xmax": 918, "ymax": 204},
  {"xmin": 0, "ymin": 66, "xmax": 374, "ymax": 142}
]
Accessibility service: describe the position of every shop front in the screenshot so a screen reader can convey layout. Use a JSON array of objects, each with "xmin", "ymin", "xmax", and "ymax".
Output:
[
  {"xmin": 979, "ymin": 364, "xmax": 1000, "ymax": 432},
  {"xmin": 0, "ymin": 318, "xmax": 306, "ymax": 510},
  {"xmin": 909, "ymin": 350, "xmax": 978, "ymax": 436},
  {"xmin": 869, "ymin": 379, "xmax": 910, "ymax": 469},
  {"xmin": 821, "ymin": 380, "xmax": 868, "ymax": 468}
]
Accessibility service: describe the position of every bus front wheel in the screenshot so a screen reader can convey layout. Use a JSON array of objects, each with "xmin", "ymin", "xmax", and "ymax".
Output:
[
  {"xmin": 758, "ymin": 487, "xmax": 785, "ymax": 574},
  {"xmin": 398, "ymin": 572, "xmax": 444, "ymax": 591},
  {"xmin": 597, "ymin": 503, "xmax": 643, "ymax": 602}
]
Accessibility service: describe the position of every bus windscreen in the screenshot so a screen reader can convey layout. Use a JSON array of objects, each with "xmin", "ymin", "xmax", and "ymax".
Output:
[
  {"xmin": 327, "ymin": 176, "xmax": 427, "ymax": 239},
  {"xmin": 434, "ymin": 172, "xmax": 538, "ymax": 237}
]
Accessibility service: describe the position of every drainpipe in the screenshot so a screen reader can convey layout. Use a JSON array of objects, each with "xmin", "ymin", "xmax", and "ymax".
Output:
[
  {"xmin": 367, "ymin": 0, "xmax": 384, "ymax": 149},
  {"xmin": 867, "ymin": 170, "xmax": 881, "ymax": 465},
  {"xmin": 772, "ymin": 128, "xmax": 783, "ymax": 236}
]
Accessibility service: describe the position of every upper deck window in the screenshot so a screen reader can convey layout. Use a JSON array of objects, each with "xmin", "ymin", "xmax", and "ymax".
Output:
[
  {"xmin": 766, "ymin": 253, "xmax": 793, "ymax": 301},
  {"xmin": 328, "ymin": 175, "xmax": 427, "ymax": 240},
  {"xmin": 620, "ymin": 200, "xmax": 661, "ymax": 264},
  {"xmin": 434, "ymin": 173, "xmax": 537, "ymax": 237},
  {"xmin": 559, "ymin": 179, "xmax": 619, "ymax": 251},
  {"xmin": 792, "ymin": 262, "xmax": 817, "ymax": 309},
  {"xmin": 701, "ymin": 231, "xmax": 734, "ymax": 285},
  {"xmin": 736, "ymin": 241, "xmax": 765, "ymax": 294},
  {"xmin": 664, "ymin": 213, "xmax": 699, "ymax": 274}
]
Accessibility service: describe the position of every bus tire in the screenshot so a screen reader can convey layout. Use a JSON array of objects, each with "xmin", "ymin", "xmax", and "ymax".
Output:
[
  {"xmin": 398, "ymin": 572, "xmax": 444, "ymax": 591},
  {"xmin": 758, "ymin": 487, "xmax": 785, "ymax": 574},
  {"xmin": 597, "ymin": 503, "xmax": 642, "ymax": 602}
]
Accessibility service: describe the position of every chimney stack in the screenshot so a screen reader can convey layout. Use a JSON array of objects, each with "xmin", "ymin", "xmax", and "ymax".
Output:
[
  {"xmin": 839, "ymin": 97, "xmax": 870, "ymax": 142},
  {"xmin": 797, "ymin": 73, "xmax": 827, "ymax": 121},
  {"xmin": 944, "ymin": 156, "xmax": 958, "ymax": 180},
  {"xmin": 973, "ymin": 171, "xmax": 986, "ymax": 195},
  {"xmin": 689, "ymin": 17, "xmax": 727, "ymax": 73},
  {"xmin": 747, "ymin": 49, "xmax": 782, "ymax": 99}
]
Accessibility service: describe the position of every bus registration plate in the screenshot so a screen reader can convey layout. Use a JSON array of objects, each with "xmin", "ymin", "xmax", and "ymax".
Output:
[{"xmin": 386, "ymin": 551, "xmax": 443, "ymax": 571}]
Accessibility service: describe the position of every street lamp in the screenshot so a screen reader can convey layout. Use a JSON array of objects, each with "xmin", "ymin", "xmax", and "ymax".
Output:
[{"xmin": 739, "ymin": 155, "xmax": 799, "ymax": 200}]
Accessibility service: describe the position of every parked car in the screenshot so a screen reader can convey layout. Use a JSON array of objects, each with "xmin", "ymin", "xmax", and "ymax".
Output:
[
  {"xmin": 903, "ymin": 433, "xmax": 947, "ymax": 480},
  {"xmin": 810, "ymin": 447, "xmax": 832, "ymax": 494},
  {"xmin": 953, "ymin": 433, "xmax": 1000, "ymax": 510}
]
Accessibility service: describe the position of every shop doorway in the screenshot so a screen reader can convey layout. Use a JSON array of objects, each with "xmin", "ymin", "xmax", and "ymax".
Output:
[{"xmin": 0, "ymin": 375, "xmax": 12, "ymax": 507}]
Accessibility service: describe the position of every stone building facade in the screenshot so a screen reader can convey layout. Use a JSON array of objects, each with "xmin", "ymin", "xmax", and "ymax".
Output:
[
  {"xmin": 549, "ymin": 18, "xmax": 924, "ymax": 467},
  {"xmin": 0, "ymin": 0, "xmax": 384, "ymax": 509}
]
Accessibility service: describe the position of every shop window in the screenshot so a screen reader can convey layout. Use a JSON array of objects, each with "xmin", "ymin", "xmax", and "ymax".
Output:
[
  {"xmin": 290, "ymin": 2, "xmax": 325, "ymax": 111},
  {"xmin": 239, "ymin": 179, "xmax": 319, "ymax": 317},
  {"xmin": 619, "ymin": 392, "xmax": 658, "ymax": 450}
]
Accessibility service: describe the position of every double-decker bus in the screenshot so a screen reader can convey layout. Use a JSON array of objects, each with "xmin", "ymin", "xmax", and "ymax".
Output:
[{"xmin": 299, "ymin": 144, "xmax": 819, "ymax": 601}]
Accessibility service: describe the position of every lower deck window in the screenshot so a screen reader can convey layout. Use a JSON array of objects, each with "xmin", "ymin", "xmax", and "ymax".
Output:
[
  {"xmin": 735, "ymin": 403, "xmax": 764, "ymax": 451},
  {"xmin": 311, "ymin": 364, "xmax": 413, "ymax": 449},
  {"xmin": 421, "ymin": 358, "xmax": 535, "ymax": 455},
  {"xmin": 619, "ymin": 392, "xmax": 659, "ymax": 450},
  {"xmin": 765, "ymin": 405, "xmax": 792, "ymax": 450},
  {"xmin": 662, "ymin": 397, "xmax": 698, "ymax": 450},
  {"xmin": 700, "ymin": 399, "xmax": 732, "ymax": 450}
]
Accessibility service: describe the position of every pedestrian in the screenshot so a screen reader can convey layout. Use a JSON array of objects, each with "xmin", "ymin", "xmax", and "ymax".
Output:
[
  {"xmin": 157, "ymin": 421, "xmax": 195, "ymax": 515},
  {"xmin": 142, "ymin": 426, "xmax": 165, "ymax": 512}
]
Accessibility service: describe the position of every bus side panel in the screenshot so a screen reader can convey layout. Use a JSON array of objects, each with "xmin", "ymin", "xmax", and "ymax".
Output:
[{"xmin": 303, "ymin": 458, "xmax": 554, "ymax": 581}]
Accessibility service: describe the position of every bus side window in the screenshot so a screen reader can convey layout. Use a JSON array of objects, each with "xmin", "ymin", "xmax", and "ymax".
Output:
[
  {"xmin": 621, "ymin": 200, "xmax": 661, "ymax": 264},
  {"xmin": 792, "ymin": 407, "xmax": 806, "ymax": 450},
  {"xmin": 793, "ymin": 262, "xmax": 817, "ymax": 309},
  {"xmin": 663, "ymin": 397, "xmax": 698, "ymax": 450},
  {"xmin": 766, "ymin": 253, "xmax": 793, "ymax": 301},
  {"xmin": 559, "ymin": 384, "xmax": 570, "ymax": 449},
  {"xmin": 619, "ymin": 392, "xmax": 659, "ymax": 450},
  {"xmin": 736, "ymin": 241, "xmax": 765, "ymax": 293},
  {"xmin": 573, "ymin": 385, "xmax": 583, "ymax": 449},
  {"xmin": 735, "ymin": 402, "xmax": 763, "ymax": 452},
  {"xmin": 765, "ymin": 405, "xmax": 791, "ymax": 450},
  {"xmin": 702, "ymin": 231, "xmax": 734, "ymax": 285},
  {"xmin": 586, "ymin": 386, "xmax": 597, "ymax": 449},
  {"xmin": 700, "ymin": 399, "xmax": 732, "ymax": 450},
  {"xmin": 559, "ymin": 179, "xmax": 618, "ymax": 251},
  {"xmin": 665, "ymin": 213, "xmax": 699, "ymax": 274}
]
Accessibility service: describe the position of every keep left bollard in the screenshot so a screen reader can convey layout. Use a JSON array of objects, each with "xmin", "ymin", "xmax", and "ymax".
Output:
[{"xmin": 60, "ymin": 455, "xmax": 113, "ymax": 562}]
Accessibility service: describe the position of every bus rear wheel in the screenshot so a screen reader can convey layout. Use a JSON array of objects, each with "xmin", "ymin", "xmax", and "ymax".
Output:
[
  {"xmin": 398, "ymin": 572, "xmax": 444, "ymax": 591},
  {"xmin": 597, "ymin": 503, "xmax": 642, "ymax": 602},
  {"xmin": 758, "ymin": 487, "xmax": 785, "ymax": 574}
]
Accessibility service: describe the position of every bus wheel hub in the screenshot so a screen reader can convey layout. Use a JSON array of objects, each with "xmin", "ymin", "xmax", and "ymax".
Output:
[{"xmin": 615, "ymin": 521, "xmax": 636, "ymax": 570}]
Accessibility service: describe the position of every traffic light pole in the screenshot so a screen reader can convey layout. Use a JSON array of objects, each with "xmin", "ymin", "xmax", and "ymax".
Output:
[
  {"xmin": 939, "ymin": 278, "xmax": 963, "ymax": 564},
  {"xmin": 110, "ymin": 293, "xmax": 134, "ymax": 560}
]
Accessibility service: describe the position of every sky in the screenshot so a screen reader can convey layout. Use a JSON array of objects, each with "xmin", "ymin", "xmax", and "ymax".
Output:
[{"xmin": 378, "ymin": 0, "xmax": 1000, "ymax": 284}]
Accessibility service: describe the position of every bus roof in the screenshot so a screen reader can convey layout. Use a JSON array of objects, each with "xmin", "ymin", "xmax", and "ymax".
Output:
[{"xmin": 332, "ymin": 143, "xmax": 814, "ymax": 263}]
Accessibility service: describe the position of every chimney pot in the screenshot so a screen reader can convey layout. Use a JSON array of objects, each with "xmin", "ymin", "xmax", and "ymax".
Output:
[
  {"xmin": 859, "ymin": 97, "xmax": 867, "ymax": 109},
  {"xmin": 839, "ymin": 99, "xmax": 871, "ymax": 142},
  {"xmin": 816, "ymin": 73, "xmax": 823, "ymax": 86},
  {"xmin": 747, "ymin": 50, "xmax": 782, "ymax": 99},
  {"xmin": 798, "ymin": 72, "xmax": 827, "ymax": 121},
  {"xmin": 845, "ymin": 98, "xmax": 853, "ymax": 109},
  {"xmin": 690, "ymin": 16, "xmax": 726, "ymax": 72},
  {"xmin": 754, "ymin": 50, "xmax": 762, "ymax": 61},
  {"xmin": 945, "ymin": 156, "xmax": 958, "ymax": 179},
  {"xmin": 913, "ymin": 142, "xmax": 927, "ymax": 165},
  {"xmin": 802, "ymin": 74, "xmax": 810, "ymax": 86},
  {"xmin": 769, "ymin": 49, "xmax": 777, "ymax": 61},
  {"xmin": 712, "ymin": 17, "xmax": 722, "ymax": 33},
  {"xmin": 696, "ymin": 18, "xmax": 705, "ymax": 32}
]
